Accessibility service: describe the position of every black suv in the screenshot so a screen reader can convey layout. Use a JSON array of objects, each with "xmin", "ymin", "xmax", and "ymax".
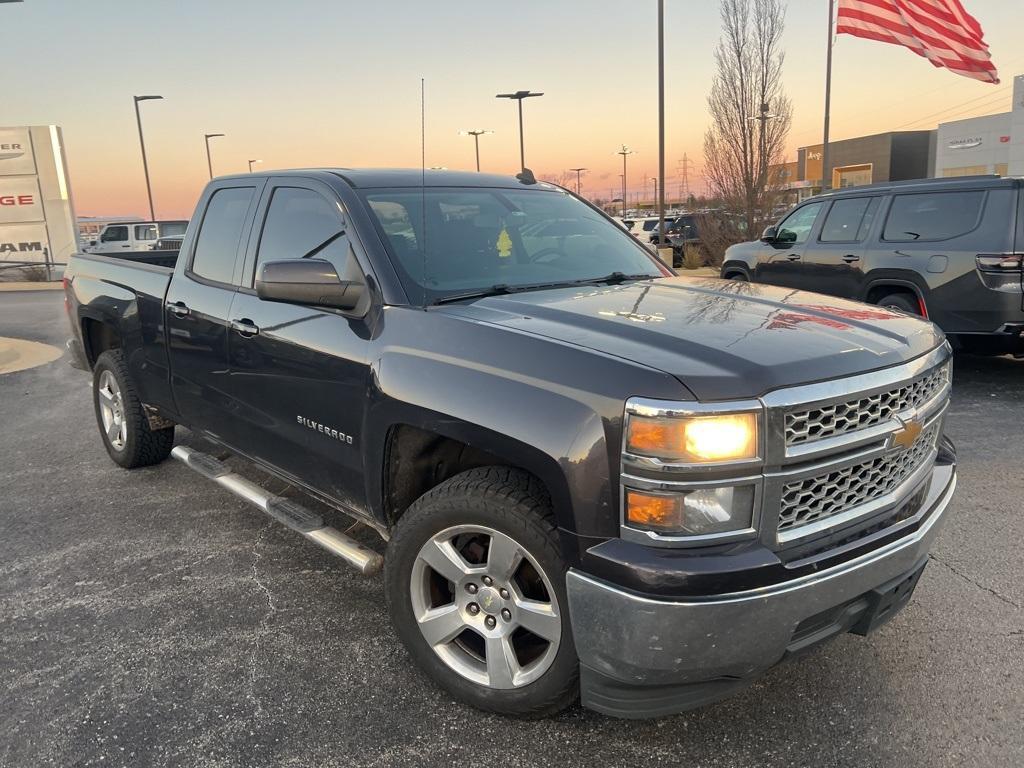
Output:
[{"xmin": 721, "ymin": 176, "xmax": 1024, "ymax": 354}]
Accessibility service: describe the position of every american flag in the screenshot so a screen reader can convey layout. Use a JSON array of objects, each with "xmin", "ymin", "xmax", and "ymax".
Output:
[{"xmin": 836, "ymin": 0, "xmax": 999, "ymax": 84}]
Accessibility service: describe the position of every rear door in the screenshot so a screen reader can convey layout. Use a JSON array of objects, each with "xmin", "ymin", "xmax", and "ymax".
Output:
[
  {"xmin": 133, "ymin": 223, "xmax": 158, "ymax": 251},
  {"xmin": 165, "ymin": 180, "xmax": 264, "ymax": 439},
  {"xmin": 225, "ymin": 178, "xmax": 372, "ymax": 511},
  {"xmin": 94, "ymin": 224, "xmax": 130, "ymax": 253},
  {"xmin": 754, "ymin": 201, "xmax": 826, "ymax": 288},
  {"xmin": 800, "ymin": 196, "xmax": 881, "ymax": 298}
]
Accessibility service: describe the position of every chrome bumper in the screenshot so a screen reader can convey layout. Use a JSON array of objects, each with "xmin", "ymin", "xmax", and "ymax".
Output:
[{"xmin": 567, "ymin": 461, "xmax": 956, "ymax": 717}]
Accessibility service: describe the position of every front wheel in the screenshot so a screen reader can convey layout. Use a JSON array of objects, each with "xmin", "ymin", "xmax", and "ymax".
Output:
[
  {"xmin": 384, "ymin": 467, "xmax": 578, "ymax": 717},
  {"xmin": 92, "ymin": 349, "xmax": 175, "ymax": 468},
  {"xmin": 875, "ymin": 292, "xmax": 920, "ymax": 315}
]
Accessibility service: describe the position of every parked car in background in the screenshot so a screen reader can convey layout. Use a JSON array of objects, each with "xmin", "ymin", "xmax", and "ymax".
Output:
[
  {"xmin": 84, "ymin": 220, "xmax": 188, "ymax": 254},
  {"xmin": 721, "ymin": 175, "xmax": 1024, "ymax": 355},
  {"xmin": 624, "ymin": 216, "xmax": 663, "ymax": 248}
]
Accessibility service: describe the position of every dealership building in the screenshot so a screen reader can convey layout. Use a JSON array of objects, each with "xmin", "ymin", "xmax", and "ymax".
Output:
[
  {"xmin": 934, "ymin": 73, "xmax": 1024, "ymax": 178},
  {"xmin": 775, "ymin": 73, "xmax": 1024, "ymax": 200}
]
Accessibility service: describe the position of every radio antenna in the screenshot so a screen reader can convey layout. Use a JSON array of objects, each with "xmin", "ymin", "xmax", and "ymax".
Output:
[{"xmin": 420, "ymin": 77, "xmax": 427, "ymax": 308}]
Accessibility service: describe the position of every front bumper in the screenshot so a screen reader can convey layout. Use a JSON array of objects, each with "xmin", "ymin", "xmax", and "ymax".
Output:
[{"xmin": 566, "ymin": 460, "xmax": 956, "ymax": 719}]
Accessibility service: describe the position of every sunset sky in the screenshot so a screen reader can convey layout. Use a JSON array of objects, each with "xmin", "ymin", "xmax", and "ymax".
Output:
[{"xmin": 6, "ymin": 0, "xmax": 1021, "ymax": 219}]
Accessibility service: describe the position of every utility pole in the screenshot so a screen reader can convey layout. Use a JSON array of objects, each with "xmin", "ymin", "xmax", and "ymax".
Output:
[
  {"xmin": 204, "ymin": 133, "xmax": 224, "ymax": 179},
  {"xmin": 459, "ymin": 129, "xmax": 493, "ymax": 172},
  {"xmin": 495, "ymin": 90, "xmax": 543, "ymax": 170},
  {"xmin": 617, "ymin": 145, "xmax": 634, "ymax": 217},
  {"xmin": 133, "ymin": 95, "xmax": 163, "ymax": 221},
  {"xmin": 657, "ymin": 0, "xmax": 666, "ymax": 245},
  {"xmin": 570, "ymin": 167, "xmax": 587, "ymax": 196}
]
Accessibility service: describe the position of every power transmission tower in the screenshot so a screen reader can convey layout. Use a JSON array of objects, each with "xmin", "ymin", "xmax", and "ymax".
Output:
[{"xmin": 677, "ymin": 153, "xmax": 695, "ymax": 204}]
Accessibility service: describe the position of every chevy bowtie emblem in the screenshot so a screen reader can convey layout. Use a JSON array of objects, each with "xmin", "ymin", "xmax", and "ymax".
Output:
[{"xmin": 891, "ymin": 417, "xmax": 923, "ymax": 450}]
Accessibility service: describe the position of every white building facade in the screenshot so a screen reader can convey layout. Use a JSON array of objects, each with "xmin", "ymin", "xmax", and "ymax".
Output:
[{"xmin": 934, "ymin": 74, "xmax": 1024, "ymax": 178}]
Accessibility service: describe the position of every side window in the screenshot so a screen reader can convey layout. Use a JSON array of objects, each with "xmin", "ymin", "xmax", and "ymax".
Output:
[
  {"xmin": 135, "ymin": 224, "xmax": 157, "ymax": 241},
  {"xmin": 190, "ymin": 186, "xmax": 255, "ymax": 284},
  {"xmin": 101, "ymin": 226, "xmax": 128, "ymax": 242},
  {"xmin": 819, "ymin": 197, "xmax": 878, "ymax": 242},
  {"xmin": 883, "ymin": 191, "xmax": 985, "ymax": 242},
  {"xmin": 253, "ymin": 187, "xmax": 348, "ymax": 283},
  {"xmin": 776, "ymin": 202, "xmax": 824, "ymax": 245}
]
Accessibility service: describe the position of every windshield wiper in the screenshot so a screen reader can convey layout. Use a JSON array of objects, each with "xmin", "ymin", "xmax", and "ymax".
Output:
[{"xmin": 431, "ymin": 273, "xmax": 660, "ymax": 305}]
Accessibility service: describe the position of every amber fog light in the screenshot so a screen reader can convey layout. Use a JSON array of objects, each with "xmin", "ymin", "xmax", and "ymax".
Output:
[{"xmin": 625, "ymin": 487, "xmax": 754, "ymax": 537}]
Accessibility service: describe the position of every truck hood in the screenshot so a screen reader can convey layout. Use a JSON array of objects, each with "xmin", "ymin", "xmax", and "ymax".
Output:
[{"xmin": 437, "ymin": 276, "xmax": 945, "ymax": 401}]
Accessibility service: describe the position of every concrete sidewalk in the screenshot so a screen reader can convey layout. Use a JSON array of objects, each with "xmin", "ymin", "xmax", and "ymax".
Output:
[{"xmin": 0, "ymin": 281, "xmax": 63, "ymax": 292}]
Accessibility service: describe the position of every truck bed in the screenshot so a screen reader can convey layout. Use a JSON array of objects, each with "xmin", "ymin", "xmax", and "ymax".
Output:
[{"xmin": 79, "ymin": 250, "xmax": 180, "ymax": 270}]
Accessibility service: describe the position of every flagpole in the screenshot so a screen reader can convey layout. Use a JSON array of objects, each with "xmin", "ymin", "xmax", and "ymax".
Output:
[{"xmin": 822, "ymin": 0, "xmax": 835, "ymax": 192}]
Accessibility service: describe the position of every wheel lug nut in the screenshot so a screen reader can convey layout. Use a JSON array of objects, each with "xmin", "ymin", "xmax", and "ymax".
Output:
[
  {"xmin": 499, "ymin": 588, "xmax": 509, "ymax": 600},
  {"xmin": 501, "ymin": 608, "xmax": 512, "ymax": 622},
  {"xmin": 466, "ymin": 583, "xmax": 478, "ymax": 595},
  {"xmin": 467, "ymin": 603, "xmax": 480, "ymax": 615},
  {"xmin": 485, "ymin": 615, "xmax": 497, "ymax": 630},
  {"xmin": 482, "ymin": 576, "xmax": 493, "ymax": 586}
]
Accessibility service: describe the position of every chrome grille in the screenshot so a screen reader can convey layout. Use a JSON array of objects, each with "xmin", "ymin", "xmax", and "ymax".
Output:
[
  {"xmin": 778, "ymin": 422, "xmax": 939, "ymax": 532},
  {"xmin": 785, "ymin": 362, "xmax": 950, "ymax": 447}
]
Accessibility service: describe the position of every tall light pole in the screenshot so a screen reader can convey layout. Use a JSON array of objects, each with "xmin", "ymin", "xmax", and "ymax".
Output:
[
  {"xmin": 204, "ymin": 133, "xmax": 224, "ymax": 179},
  {"xmin": 133, "ymin": 95, "xmax": 162, "ymax": 221},
  {"xmin": 822, "ymin": 0, "xmax": 836, "ymax": 191},
  {"xmin": 657, "ymin": 0, "xmax": 667, "ymax": 244},
  {"xmin": 570, "ymin": 167, "xmax": 587, "ymax": 196},
  {"xmin": 458, "ymin": 129, "xmax": 493, "ymax": 172},
  {"xmin": 248, "ymin": 159, "xmax": 262, "ymax": 173},
  {"xmin": 616, "ymin": 145, "xmax": 635, "ymax": 216},
  {"xmin": 495, "ymin": 90, "xmax": 543, "ymax": 171},
  {"xmin": 651, "ymin": 177, "xmax": 658, "ymax": 212}
]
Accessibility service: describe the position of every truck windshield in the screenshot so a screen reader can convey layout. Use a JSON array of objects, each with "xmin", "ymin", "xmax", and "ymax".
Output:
[{"xmin": 360, "ymin": 187, "xmax": 666, "ymax": 304}]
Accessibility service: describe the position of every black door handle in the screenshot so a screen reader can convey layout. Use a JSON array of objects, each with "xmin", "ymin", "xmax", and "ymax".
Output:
[
  {"xmin": 786, "ymin": 253, "xmax": 801, "ymax": 261},
  {"xmin": 166, "ymin": 301, "xmax": 190, "ymax": 318},
  {"xmin": 842, "ymin": 254, "xmax": 860, "ymax": 263},
  {"xmin": 230, "ymin": 318, "xmax": 260, "ymax": 337}
]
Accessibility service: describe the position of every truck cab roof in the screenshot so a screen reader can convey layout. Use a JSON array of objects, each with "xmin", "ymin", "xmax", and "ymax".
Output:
[{"xmin": 216, "ymin": 168, "xmax": 552, "ymax": 190}]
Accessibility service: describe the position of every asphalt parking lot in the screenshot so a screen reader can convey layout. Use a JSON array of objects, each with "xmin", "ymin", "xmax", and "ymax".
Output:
[{"xmin": 1, "ymin": 289, "xmax": 1022, "ymax": 768}]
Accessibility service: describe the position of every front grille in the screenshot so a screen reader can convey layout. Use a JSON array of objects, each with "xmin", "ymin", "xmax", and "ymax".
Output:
[
  {"xmin": 785, "ymin": 362, "xmax": 950, "ymax": 447},
  {"xmin": 778, "ymin": 422, "xmax": 939, "ymax": 532}
]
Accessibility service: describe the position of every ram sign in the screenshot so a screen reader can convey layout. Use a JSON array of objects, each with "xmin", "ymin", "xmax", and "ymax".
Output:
[{"xmin": 0, "ymin": 125, "xmax": 79, "ymax": 267}]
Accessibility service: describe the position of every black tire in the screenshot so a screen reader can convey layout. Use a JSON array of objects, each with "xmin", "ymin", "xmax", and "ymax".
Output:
[
  {"xmin": 726, "ymin": 271, "xmax": 749, "ymax": 281},
  {"xmin": 384, "ymin": 467, "xmax": 578, "ymax": 718},
  {"xmin": 876, "ymin": 292, "xmax": 920, "ymax": 315},
  {"xmin": 92, "ymin": 349, "xmax": 175, "ymax": 469}
]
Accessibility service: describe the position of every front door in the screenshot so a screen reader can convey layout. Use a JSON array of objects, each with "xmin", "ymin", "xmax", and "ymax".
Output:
[
  {"xmin": 800, "ymin": 196, "xmax": 881, "ymax": 299},
  {"xmin": 225, "ymin": 179, "xmax": 371, "ymax": 512},
  {"xmin": 165, "ymin": 181, "xmax": 263, "ymax": 440},
  {"xmin": 754, "ymin": 201, "xmax": 826, "ymax": 289}
]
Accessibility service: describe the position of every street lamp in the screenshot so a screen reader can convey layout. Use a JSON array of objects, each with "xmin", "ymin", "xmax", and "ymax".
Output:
[
  {"xmin": 616, "ymin": 145, "xmax": 635, "ymax": 216},
  {"xmin": 248, "ymin": 159, "xmax": 262, "ymax": 173},
  {"xmin": 570, "ymin": 167, "xmax": 588, "ymax": 196},
  {"xmin": 204, "ymin": 133, "xmax": 225, "ymax": 179},
  {"xmin": 133, "ymin": 95, "xmax": 163, "ymax": 221},
  {"xmin": 495, "ymin": 90, "xmax": 543, "ymax": 171},
  {"xmin": 458, "ymin": 130, "xmax": 493, "ymax": 172}
]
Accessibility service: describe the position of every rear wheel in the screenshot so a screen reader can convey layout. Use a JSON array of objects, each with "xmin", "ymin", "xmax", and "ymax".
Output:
[
  {"xmin": 875, "ymin": 292, "xmax": 920, "ymax": 315},
  {"xmin": 92, "ymin": 350, "xmax": 174, "ymax": 468},
  {"xmin": 385, "ymin": 467, "xmax": 578, "ymax": 717},
  {"xmin": 726, "ymin": 272, "xmax": 749, "ymax": 281}
]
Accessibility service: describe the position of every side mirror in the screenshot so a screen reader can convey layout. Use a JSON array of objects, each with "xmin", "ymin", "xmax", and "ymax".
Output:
[
  {"xmin": 760, "ymin": 226, "xmax": 778, "ymax": 242},
  {"xmin": 256, "ymin": 258, "xmax": 364, "ymax": 312}
]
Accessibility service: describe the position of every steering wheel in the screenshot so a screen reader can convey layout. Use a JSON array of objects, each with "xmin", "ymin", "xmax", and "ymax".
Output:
[{"xmin": 527, "ymin": 247, "xmax": 569, "ymax": 264}]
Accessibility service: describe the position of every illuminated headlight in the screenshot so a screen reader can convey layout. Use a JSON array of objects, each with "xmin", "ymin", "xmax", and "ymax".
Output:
[
  {"xmin": 626, "ymin": 412, "xmax": 758, "ymax": 464},
  {"xmin": 625, "ymin": 487, "xmax": 755, "ymax": 536}
]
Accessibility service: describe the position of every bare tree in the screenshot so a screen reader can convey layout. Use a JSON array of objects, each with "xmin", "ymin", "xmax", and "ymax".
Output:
[{"xmin": 703, "ymin": 0, "xmax": 792, "ymax": 234}]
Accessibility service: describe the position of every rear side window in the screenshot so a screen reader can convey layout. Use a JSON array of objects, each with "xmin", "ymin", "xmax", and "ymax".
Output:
[
  {"xmin": 819, "ymin": 197, "xmax": 879, "ymax": 242},
  {"xmin": 135, "ymin": 224, "xmax": 157, "ymax": 241},
  {"xmin": 101, "ymin": 226, "xmax": 128, "ymax": 242},
  {"xmin": 883, "ymin": 191, "xmax": 985, "ymax": 242},
  {"xmin": 254, "ymin": 187, "xmax": 348, "ymax": 283},
  {"xmin": 190, "ymin": 187, "xmax": 255, "ymax": 284}
]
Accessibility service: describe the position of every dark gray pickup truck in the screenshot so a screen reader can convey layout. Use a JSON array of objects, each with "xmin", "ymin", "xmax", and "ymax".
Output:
[{"xmin": 64, "ymin": 169, "xmax": 957, "ymax": 719}]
